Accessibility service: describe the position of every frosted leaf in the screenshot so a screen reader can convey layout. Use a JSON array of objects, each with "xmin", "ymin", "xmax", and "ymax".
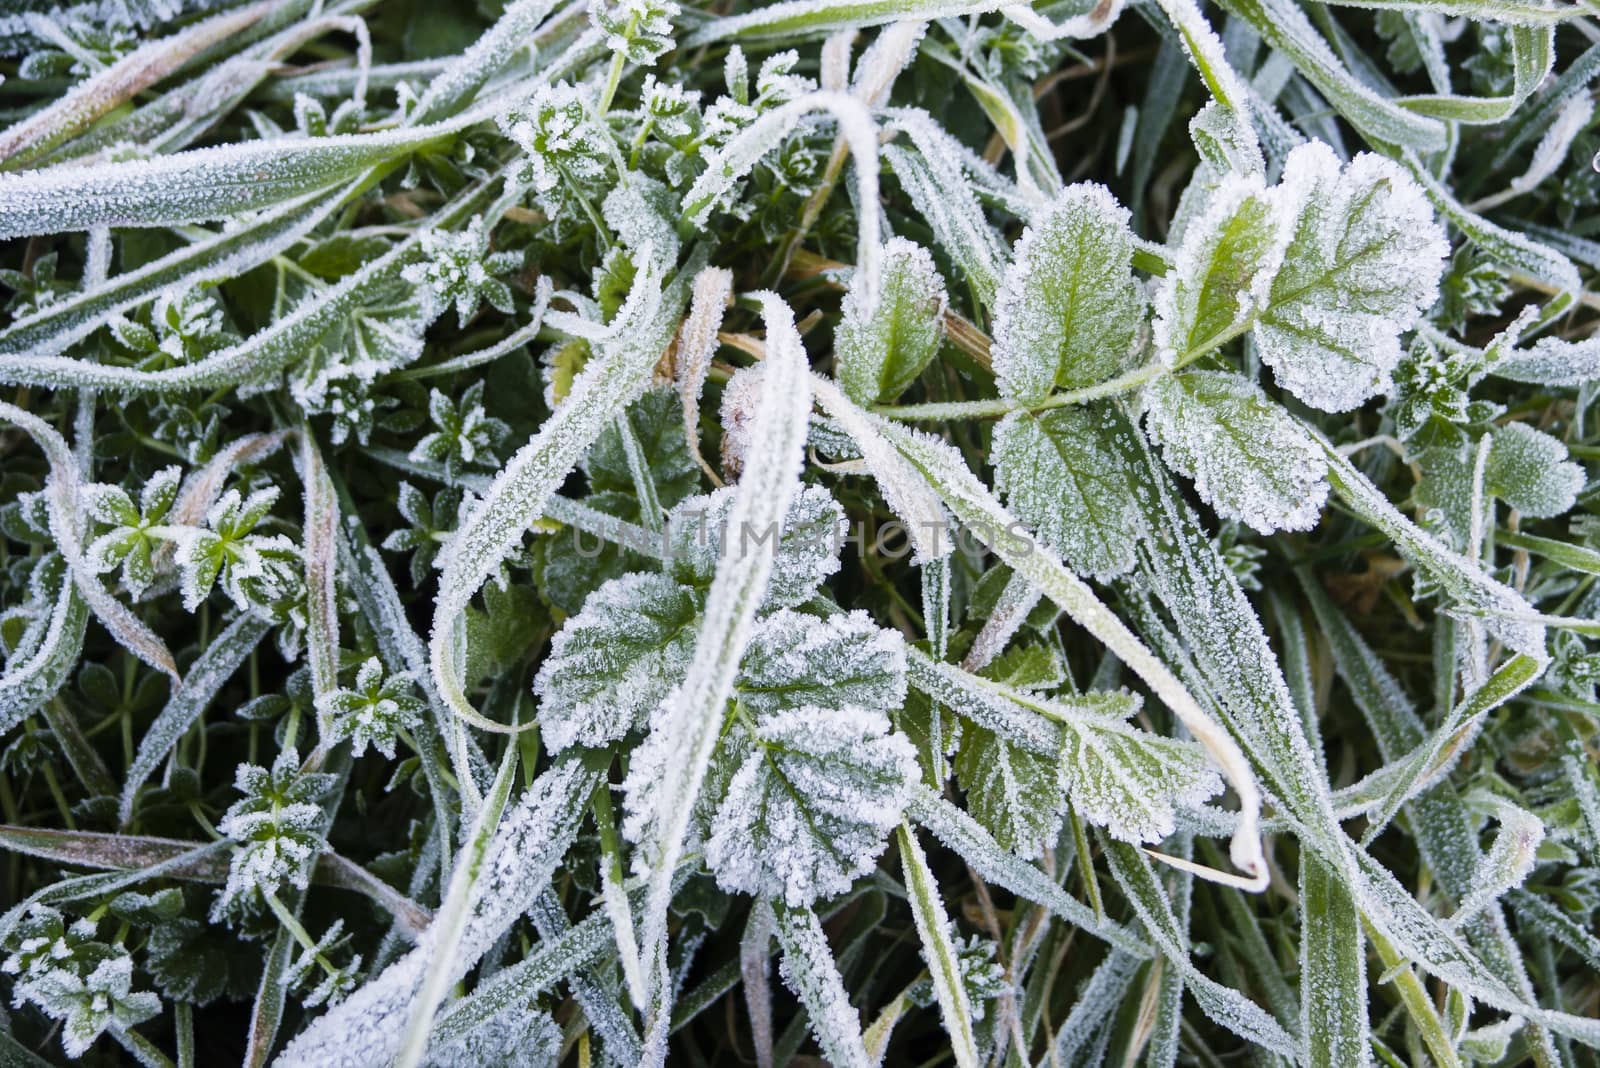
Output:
[
  {"xmin": 665, "ymin": 484, "xmax": 845, "ymax": 610},
  {"xmin": 1492, "ymin": 335, "xmax": 1600, "ymax": 387},
  {"xmin": 24, "ymin": 953, "xmax": 161, "ymax": 1058},
  {"xmin": 953, "ymin": 721, "xmax": 1065, "ymax": 859},
  {"xmin": 532, "ymin": 572, "xmax": 699, "ymax": 752},
  {"xmin": 1484, "ymin": 422, "xmax": 1583, "ymax": 519},
  {"xmin": 83, "ymin": 463, "xmax": 181, "ymax": 599},
  {"xmin": 399, "ymin": 215, "xmax": 520, "ymax": 326},
  {"xmin": 1143, "ymin": 370, "xmax": 1329, "ymax": 534},
  {"xmin": 811, "ymin": 375, "xmax": 952, "ymax": 564},
  {"xmin": 1049, "ymin": 691, "xmax": 1223, "ymax": 844},
  {"xmin": 835, "ymin": 237, "xmax": 947, "ymax": 406},
  {"xmin": 772, "ymin": 904, "xmax": 871, "ymax": 1068},
  {"xmin": 992, "ymin": 407, "xmax": 1140, "ymax": 580},
  {"xmin": 1449, "ymin": 803, "xmax": 1543, "ymax": 929},
  {"xmin": 1189, "ymin": 100, "xmax": 1265, "ymax": 177},
  {"xmin": 498, "ymin": 83, "xmax": 610, "ymax": 196},
  {"xmin": 426, "ymin": 1003, "xmax": 561, "ymax": 1068},
  {"xmin": 705, "ymin": 704, "xmax": 918, "ymax": 907},
  {"xmin": 1152, "ymin": 172, "xmax": 1287, "ymax": 366},
  {"xmin": 1255, "ymin": 144, "xmax": 1448, "ymax": 412},
  {"xmin": 736, "ymin": 608, "xmax": 907, "ymax": 716},
  {"xmin": 717, "ymin": 362, "xmax": 767, "ymax": 482},
  {"xmin": 213, "ymin": 750, "xmax": 337, "ymax": 919},
  {"xmin": 992, "ymin": 183, "xmax": 1144, "ymax": 404},
  {"xmin": 602, "ymin": 175, "xmax": 682, "ymax": 268},
  {"xmin": 317, "ymin": 656, "xmax": 427, "ymax": 760}
]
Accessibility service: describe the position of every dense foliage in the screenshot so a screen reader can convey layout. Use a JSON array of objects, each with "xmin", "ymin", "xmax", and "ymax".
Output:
[{"xmin": 0, "ymin": 0, "xmax": 1598, "ymax": 1065}]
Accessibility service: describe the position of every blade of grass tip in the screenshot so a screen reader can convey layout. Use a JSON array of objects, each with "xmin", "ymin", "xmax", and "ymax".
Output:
[
  {"xmin": 0, "ymin": 400, "xmax": 180, "ymax": 685},
  {"xmin": 1359, "ymin": 651, "xmax": 1543, "ymax": 847},
  {"xmin": 630, "ymin": 290, "xmax": 813, "ymax": 1008},
  {"xmin": 742, "ymin": 900, "xmax": 776, "ymax": 1068},
  {"xmin": 879, "ymin": 418, "xmax": 1268, "ymax": 890},
  {"xmin": 393, "ymin": 739, "xmax": 520, "ymax": 1068},
  {"xmin": 684, "ymin": 92, "xmax": 882, "ymax": 314},
  {"xmin": 898, "ymin": 822, "xmax": 980, "ymax": 1068},
  {"xmin": 428, "ymin": 254, "xmax": 679, "ymax": 736},
  {"xmin": 297, "ymin": 431, "xmax": 341, "ymax": 747},
  {"xmin": 675, "ymin": 267, "xmax": 733, "ymax": 484},
  {"xmin": 772, "ymin": 902, "xmax": 872, "ymax": 1068},
  {"xmin": 0, "ymin": 0, "xmax": 273, "ymax": 166}
]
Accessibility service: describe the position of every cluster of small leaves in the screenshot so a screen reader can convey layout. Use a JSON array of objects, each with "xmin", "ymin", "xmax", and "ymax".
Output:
[{"xmin": 0, "ymin": 0, "xmax": 1598, "ymax": 1065}]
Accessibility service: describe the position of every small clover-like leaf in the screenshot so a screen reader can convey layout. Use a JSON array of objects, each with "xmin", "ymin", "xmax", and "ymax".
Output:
[
  {"xmin": 1143, "ymin": 370, "xmax": 1328, "ymax": 534},
  {"xmin": 318, "ymin": 657, "xmax": 427, "ymax": 759}
]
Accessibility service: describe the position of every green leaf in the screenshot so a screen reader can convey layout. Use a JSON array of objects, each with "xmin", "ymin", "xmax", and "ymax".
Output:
[
  {"xmin": 897, "ymin": 823, "xmax": 980, "ymax": 1068},
  {"xmin": 1142, "ymin": 370, "xmax": 1329, "ymax": 534},
  {"xmin": 1484, "ymin": 422, "xmax": 1583, "ymax": 518},
  {"xmin": 953, "ymin": 719, "xmax": 1066, "ymax": 858},
  {"xmin": 736, "ymin": 608, "xmax": 907, "ymax": 716},
  {"xmin": 1300, "ymin": 853, "xmax": 1368, "ymax": 1068},
  {"xmin": 705, "ymin": 702, "xmax": 919, "ymax": 906},
  {"xmin": 1153, "ymin": 169, "xmax": 1284, "ymax": 364},
  {"xmin": 992, "ymin": 183, "xmax": 1144, "ymax": 404},
  {"xmin": 992, "ymin": 406, "xmax": 1140, "ymax": 579},
  {"xmin": 532, "ymin": 572, "xmax": 699, "ymax": 753},
  {"xmin": 836, "ymin": 237, "xmax": 947, "ymax": 406},
  {"xmin": 665, "ymin": 484, "xmax": 845, "ymax": 611},
  {"xmin": 1254, "ymin": 144, "xmax": 1448, "ymax": 413}
]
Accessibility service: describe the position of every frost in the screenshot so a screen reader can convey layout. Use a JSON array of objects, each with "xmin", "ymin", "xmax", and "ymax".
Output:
[
  {"xmin": 408, "ymin": 382, "xmax": 510, "ymax": 483},
  {"xmin": 772, "ymin": 905, "xmax": 871, "ymax": 1068},
  {"xmin": 400, "ymin": 216, "xmax": 519, "ymax": 325},
  {"xmin": 592, "ymin": 0, "xmax": 679, "ymax": 65},
  {"xmin": 21, "ymin": 953, "xmax": 161, "ymax": 1057},
  {"xmin": 1152, "ymin": 171, "xmax": 1287, "ymax": 365},
  {"xmin": 992, "ymin": 183, "xmax": 1143, "ymax": 404},
  {"xmin": 1484, "ymin": 422, "xmax": 1583, "ymax": 519},
  {"xmin": 1143, "ymin": 370, "xmax": 1329, "ymax": 534},
  {"xmin": 665, "ymin": 484, "xmax": 845, "ymax": 610},
  {"xmin": 1492, "ymin": 335, "xmax": 1600, "ymax": 387},
  {"xmin": 83, "ymin": 464, "xmax": 181, "ymax": 599},
  {"xmin": 992, "ymin": 407, "xmax": 1140, "ymax": 579},
  {"xmin": 318, "ymin": 656, "xmax": 427, "ymax": 759},
  {"xmin": 811, "ymin": 375, "xmax": 952, "ymax": 563},
  {"xmin": 835, "ymin": 237, "xmax": 947, "ymax": 406},
  {"xmin": 954, "ymin": 720, "xmax": 1065, "ymax": 859},
  {"xmin": 214, "ymin": 749, "xmax": 337, "ymax": 919},
  {"xmin": 498, "ymin": 83, "xmax": 610, "ymax": 196},
  {"xmin": 1254, "ymin": 144, "xmax": 1449, "ymax": 412},
  {"xmin": 706, "ymin": 703, "xmax": 918, "ymax": 906},
  {"xmin": 532, "ymin": 572, "xmax": 699, "ymax": 752},
  {"xmin": 1448, "ymin": 803, "xmax": 1543, "ymax": 929},
  {"xmin": 738, "ymin": 608, "xmax": 907, "ymax": 714}
]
